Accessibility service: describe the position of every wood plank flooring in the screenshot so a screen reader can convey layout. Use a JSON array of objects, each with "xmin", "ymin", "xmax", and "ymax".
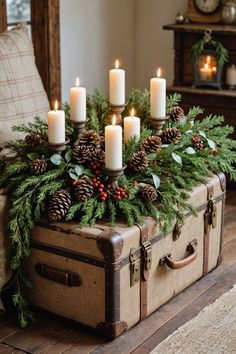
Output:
[{"xmin": 0, "ymin": 191, "xmax": 235, "ymax": 354}]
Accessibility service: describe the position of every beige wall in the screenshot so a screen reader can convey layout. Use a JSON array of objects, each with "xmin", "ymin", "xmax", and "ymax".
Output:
[
  {"xmin": 60, "ymin": 0, "xmax": 135, "ymax": 102},
  {"xmin": 135, "ymin": 0, "xmax": 187, "ymax": 89},
  {"xmin": 60, "ymin": 0, "xmax": 187, "ymax": 102}
]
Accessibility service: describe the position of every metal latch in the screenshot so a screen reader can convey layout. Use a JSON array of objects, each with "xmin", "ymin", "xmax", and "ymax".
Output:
[
  {"xmin": 129, "ymin": 248, "xmax": 140, "ymax": 287},
  {"xmin": 205, "ymin": 199, "xmax": 217, "ymax": 229},
  {"xmin": 142, "ymin": 241, "xmax": 152, "ymax": 271},
  {"xmin": 173, "ymin": 221, "xmax": 183, "ymax": 241}
]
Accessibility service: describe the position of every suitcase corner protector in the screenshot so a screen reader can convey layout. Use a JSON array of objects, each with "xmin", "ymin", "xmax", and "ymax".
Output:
[
  {"xmin": 97, "ymin": 230, "xmax": 124, "ymax": 261},
  {"xmin": 96, "ymin": 321, "xmax": 128, "ymax": 339}
]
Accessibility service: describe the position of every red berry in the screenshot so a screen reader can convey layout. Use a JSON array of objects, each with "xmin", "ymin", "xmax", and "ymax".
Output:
[
  {"xmin": 101, "ymin": 197, "xmax": 106, "ymax": 201},
  {"xmin": 122, "ymin": 185, "xmax": 127, "ymax": 189},
  {"xmin": 117, "ymin": 196, "xmax": 121, "ymax": 201},
  {"xmin": 107, "ymin": 184, "xmax": 111, "ymax": 189},
  {"xmin": 121, "ymin": 191, "xmax": 126, "ymax": 197},
  {"xmin": 94, "ymin": 183, "xmax": 98, "ymax": 187},
  {"xmin": 124, "ymin": 194, "xmax": 128, "ymax": 199},
  {"xmin": 98, "ymin": 188, "xmax": 103, "ymax": 193},
  {"xmin": 103, "ymin": 192, "xmax": 107, "ymax": 198},
  {"xmin": 72, "ymin": 180, "xmax": 78, "ymax": 186},
  {"xmin": 95, "ymin": 170, "xmax": 100, "ymax": 175}
]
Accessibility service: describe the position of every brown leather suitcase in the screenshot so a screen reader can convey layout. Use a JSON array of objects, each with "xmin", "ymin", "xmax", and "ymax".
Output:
[{"xmin": 25, "ymin": 173, "xmax": 226, "ymax": 339}]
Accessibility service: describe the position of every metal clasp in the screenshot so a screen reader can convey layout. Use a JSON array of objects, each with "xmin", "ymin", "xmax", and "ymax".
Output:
[
  {"xmin": 205, "ymin": 199, "xmax": 217, "ymax": 229},
  {"xmin": 129, "ymin": 248, "xmax": 140, "ymax": 287},
  {"xmin": 142, "ymin": 241, "xmax": 152, "ymax": 271},
  {"xmin": 173, "ymin": 221, "xmax": 183, "ymax": 241}
]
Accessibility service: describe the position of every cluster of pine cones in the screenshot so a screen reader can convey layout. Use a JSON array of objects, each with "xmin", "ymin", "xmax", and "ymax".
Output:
[{"xmin": 73, "ymin": 130, "xmax": 105, "ymax": 164}]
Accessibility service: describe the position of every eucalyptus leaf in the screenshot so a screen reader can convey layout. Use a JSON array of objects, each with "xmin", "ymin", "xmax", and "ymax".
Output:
[
  {"xmin": 65, "ymin": 149, "xmax": 73, "ymax": 163},
  {"xmin": 69, "ymin": 172, "xmax": 78, "ymax": 180},
  {"xmin": 172, "ymin": 152, "xmax": 182, "ymax": 165},
  {"xmin": 50, "ymin": 154, "xmax": 64, "ymax": 165},
  {"xmin": 83, "ymin": 168, "xmax": 94, "ymax": 177},
  {"xmin": 147, "ymin": 153, "xmax": 157, "ymax": 161},
  {"xmin": 207, "ymin": 139, "xmax": 216, "ymax": 150},
  {"xmin": 27, "ymin": 152, "xmax": 40, "ymax": 161},
  {"xmin": 139, "ymin": 182, "xmax": 146, "ymax": 188},
  {"xmin": 151, "ymin": 173, "xmax": 160, "ymax": 189},
  {"xmin": 75, "ymin": 165, "xmax": 85, "ymax": 176},
  {"xmin": 181, "ymin": 121, "xmax": 192, "ymax": 132},
  {"xmin": 199, "ymin": 130, "xmax": 207, "ymax": 139},
  {"xmin": 185, "ymin": 147, "xmax": 196, "ymax": 155}
]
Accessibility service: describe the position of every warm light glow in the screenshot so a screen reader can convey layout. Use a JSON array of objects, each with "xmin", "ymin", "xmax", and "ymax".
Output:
[
  {"xmin": 157, "ymin": 68, "xmax": 161, "ymax": 78},
  {"xmin": 76, "ymin": 77, "xmax": 80, "ymax": 87},
  {"xmin": 204, "ymin": 63, "xmax": 209, "ymax": 70},
  {"xmin": 212, "ymin": 66, "xmax": 217, "ymax": 72},
  {"xmin": 206, "ymin": 56, "xmax": 211, "ymax": 65},
  {"xmin": 112, "ymin": 114, "xmax": 116, "ymax": 126},
  {"xmin": 54, "ymin": 100, "xmax": 58, "ymax": 111},
  {"xmin": 115, "ymin": 59, "xmax": 119, "ymax": 70},
  {"xmin": 131, "ymin": 108, "xmax": 135, "ymax": 117}
]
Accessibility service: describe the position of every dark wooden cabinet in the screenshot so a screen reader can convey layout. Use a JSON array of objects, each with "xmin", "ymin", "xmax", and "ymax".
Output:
[
  {"xmin": 163, "ymin": 23, "xmax": 236, "ymax": 140},
  {"xmin": 164, "ymin": 23, "xmax": 236, "ymax": 188}
]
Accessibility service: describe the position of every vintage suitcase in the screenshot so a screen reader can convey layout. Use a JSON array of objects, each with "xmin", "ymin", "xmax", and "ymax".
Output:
[{"xmin": 25, "ymin": 173, "xmax": 226, "ymax": 338}]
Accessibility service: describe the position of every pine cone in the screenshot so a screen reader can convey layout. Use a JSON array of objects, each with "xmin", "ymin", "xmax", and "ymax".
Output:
[
  {"xmin": 92, "ymin": 148, "xmax": 105, "ymax": 163},
  {"xmin": 73, "ymin": 145, "xmax": 91, "ymax": 164},
  {"xmin": 31, "ymin": 159, "xmax": 47, "ymax": 175},
  {"xmin": 74, "ymin": 176, "xmax": 94, "ymax": 202},
  {"xmin": 25, "ymin": 133, "xmax": 42, "ymax": 147},
  {"xmin": 48, "ymin": 189, "xmax": 72, "ymax": 222},
  {"xmin": 142, "ymin": 135, "xmax": 162, "ymax": 154},
  {"xmin": 169, "ymin": 106, "xmax": 184, "ymax": 122},
  {"xmin": 129, "ymin": 151, "xmax": 148, "ymax": 171},
  {"xmin": 78, "ymin": 130, "xmax": 101, "ymax": 152},
  {"xmin": 161, "ymin": 128, "xmax": 181, "ymax": 145},
  {"xmin": 141, "ymin": 184, "xmax": 158, "ymax": 201}
]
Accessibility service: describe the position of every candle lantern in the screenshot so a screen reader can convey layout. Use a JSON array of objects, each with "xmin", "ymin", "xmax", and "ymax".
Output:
[{"xmin": 193, "ymin": 50, "xmax": 223, "ymax": 89}]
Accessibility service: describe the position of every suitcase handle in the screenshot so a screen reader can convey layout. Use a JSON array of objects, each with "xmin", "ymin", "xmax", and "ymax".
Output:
[
  {"xmin": 35, "ymin": 263, "xmax": 82, "ymax": 287},
  {"xmin": 160, "ymin": 239, "xmax": 198, "ymax": 269}
]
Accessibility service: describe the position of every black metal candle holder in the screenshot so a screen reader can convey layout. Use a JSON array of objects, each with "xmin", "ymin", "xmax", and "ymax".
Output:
[
  {"xmin": 148, "ymin": 116, "xmax": 169, "ymax": 136},
  {"xmin": 102, "ymin": 164, "xmax": 127, "ymax": 189},
  {"xmin": 48, "ymin": 137, "xmax": 70, "ymax": 154}
]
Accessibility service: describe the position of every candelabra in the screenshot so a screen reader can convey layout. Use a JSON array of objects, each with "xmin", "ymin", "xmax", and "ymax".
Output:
[
  {"xmin": 48, "ymin": 137, "xmax": 70, "ymax": 154},
  {"xmin": 110, "ymin": 104, "xmax": 126, "ymax": 124},
  {"xmin": 148, "ymin": 116, "xmax": 169, "ymax": 136},
  {"xmin": 71, "ymin": 120, "xmax": 88, "ymax": 144},
  {"xmin": 102, "ymin": 164, "xmax": 127, "ymax": 189}
]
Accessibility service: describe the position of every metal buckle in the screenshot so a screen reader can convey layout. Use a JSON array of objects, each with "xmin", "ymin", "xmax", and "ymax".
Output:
[
  {"xmin": 142, "ymin": 241, "xmax": 152, "ymax": 271},
  {"xmin": 173, "ymin": 221, "xmax": 183, "ymax": 241},
  {"xmin": 206, "ymin": 199, "xmax": 217, "ymax": 229},
  {"xmin": 129, "ymin": 248, "xmax": 140, "ymax": 287}
]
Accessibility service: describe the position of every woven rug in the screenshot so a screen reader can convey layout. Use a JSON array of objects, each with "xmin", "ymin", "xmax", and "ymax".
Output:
[{"xmin": 150, "ymin": 284, "xmax": 236, "ymax": 354}]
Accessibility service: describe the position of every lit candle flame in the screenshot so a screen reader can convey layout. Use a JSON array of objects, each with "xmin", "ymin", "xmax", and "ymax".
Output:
[
  {"xmin": 76, "ymin": 77, "xmax": 80, "ymax": 87},
  {"xmin": 112, "ymin": 114, "xmax": 116, "ymax": 126},
  {"xmin": 206, "ymin": 56, "xmax": 211, "ymax": 65},
  {"xmin": 115, "ymin": 59, "xmax": 119, "ymax": 70},
  {"xmin": 204, "ymin": 63, "xmax": 209, "ymax": 70},
  {"xmin": 212, "ymin": 66, "xmax": 217, "ymax": 72},
  {"xmin": 131, "ymin": 108, "xmax": 135, "ymax": 117},
  {"xmin": 157, "ymin": 68, "xmax": 161, "ymax": 78},
  {"xmin": 54, "ymin": 100, "xmax": 58, "ymax": 111}
]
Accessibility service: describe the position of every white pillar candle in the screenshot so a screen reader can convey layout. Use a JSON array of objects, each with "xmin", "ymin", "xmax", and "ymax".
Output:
[
  {"xmin": 150, "ymin": 68, "xmax": 166, "ymax": 118},
  {"xmin": 124, "ymin": 108, "xmax": 140, "ymax": 142},
  {"xmin": 70, "ymin": 77, "xmax": 86, "ymax": 122},
  {"xmin": 226, "ymin": 64, "xmax": 236, "ymax": 87},
  {"xmin": 48, "ymin": 100, "xmax": 65, "ymax": 144},
  {"xmin": 109, "ymin": 59, "xmax": 125, "ymax": 105},
  {"xmin": 105, "ymin": 115, "xmax": 122, "ymax": 169}
]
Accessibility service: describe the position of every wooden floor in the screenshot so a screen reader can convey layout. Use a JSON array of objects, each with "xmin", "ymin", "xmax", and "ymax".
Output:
[{"xmin": 0, "ymin": 192, "xmax": 236, "ymax": 354}]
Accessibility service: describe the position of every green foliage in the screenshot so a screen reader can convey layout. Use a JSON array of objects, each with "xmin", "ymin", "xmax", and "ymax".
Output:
[
  {"xmin": 1, "ymin": 90, "xmax": 236, "ymax": 328},
  {"xmin": 191, "ymin": 38, "xmax": 229, "ymax": 66}
]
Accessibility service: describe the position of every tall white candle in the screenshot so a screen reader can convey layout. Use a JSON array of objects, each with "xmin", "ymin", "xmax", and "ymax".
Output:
[
  {"xmin": 70, "ymin": 77, "xmax": 86, "ymax": 122},
  {"xmin": 150, "ymin": 68, "xmax": 166, "ymax": 118},
  {"xmin": 48, "ymin": 100, "xmax": 65, "ymax": 144},
  {"xmin": 124, "ymin": 108, "xmax": 140, "ymax": 142},
  {"xmin": 105, "ymin": 115, "xmax": 122, "ymax": 169},
  {"xmin": 109, "ymin": 59, "xmax": 125, "ymax": 105}
]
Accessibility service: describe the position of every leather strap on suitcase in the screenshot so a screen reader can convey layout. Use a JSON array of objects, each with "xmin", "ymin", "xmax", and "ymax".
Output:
[
  {"xmin": 135, "ymin": 223, "xmax": 150, "ymax": 321},
  {"xmin": 203, "ymin": 180, "xmax": 215, "ymax": 275}
]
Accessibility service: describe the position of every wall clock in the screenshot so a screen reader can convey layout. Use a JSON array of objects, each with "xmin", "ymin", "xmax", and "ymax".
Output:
[{"xmin": 187, "ymin": 0, "xmax": 222, "ymax": 23}]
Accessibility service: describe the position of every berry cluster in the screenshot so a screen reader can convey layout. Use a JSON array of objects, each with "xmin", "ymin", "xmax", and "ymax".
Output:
[
  {"xmin": 92, "ymin": 177, "xmax": 108, "ymax": 201},
  {"xmin": 192, "ymin": 134, "xmax": 204, "ymax": 150},
  {"xmin": 209, "ymin": 149, "xmax": 218, "ymax": 155},
  {"xmin": 90, "ymin": 161, "xmax": 101, "ymax": 175},
  {"xmin": 112, "ymin": 185, "xmax": 128, "ymax": 201}
]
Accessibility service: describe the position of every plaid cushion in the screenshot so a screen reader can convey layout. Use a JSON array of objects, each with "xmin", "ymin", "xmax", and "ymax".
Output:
[{"xmin": 0, "ymin": 24, "xmax": 50, "ymax": 144}]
